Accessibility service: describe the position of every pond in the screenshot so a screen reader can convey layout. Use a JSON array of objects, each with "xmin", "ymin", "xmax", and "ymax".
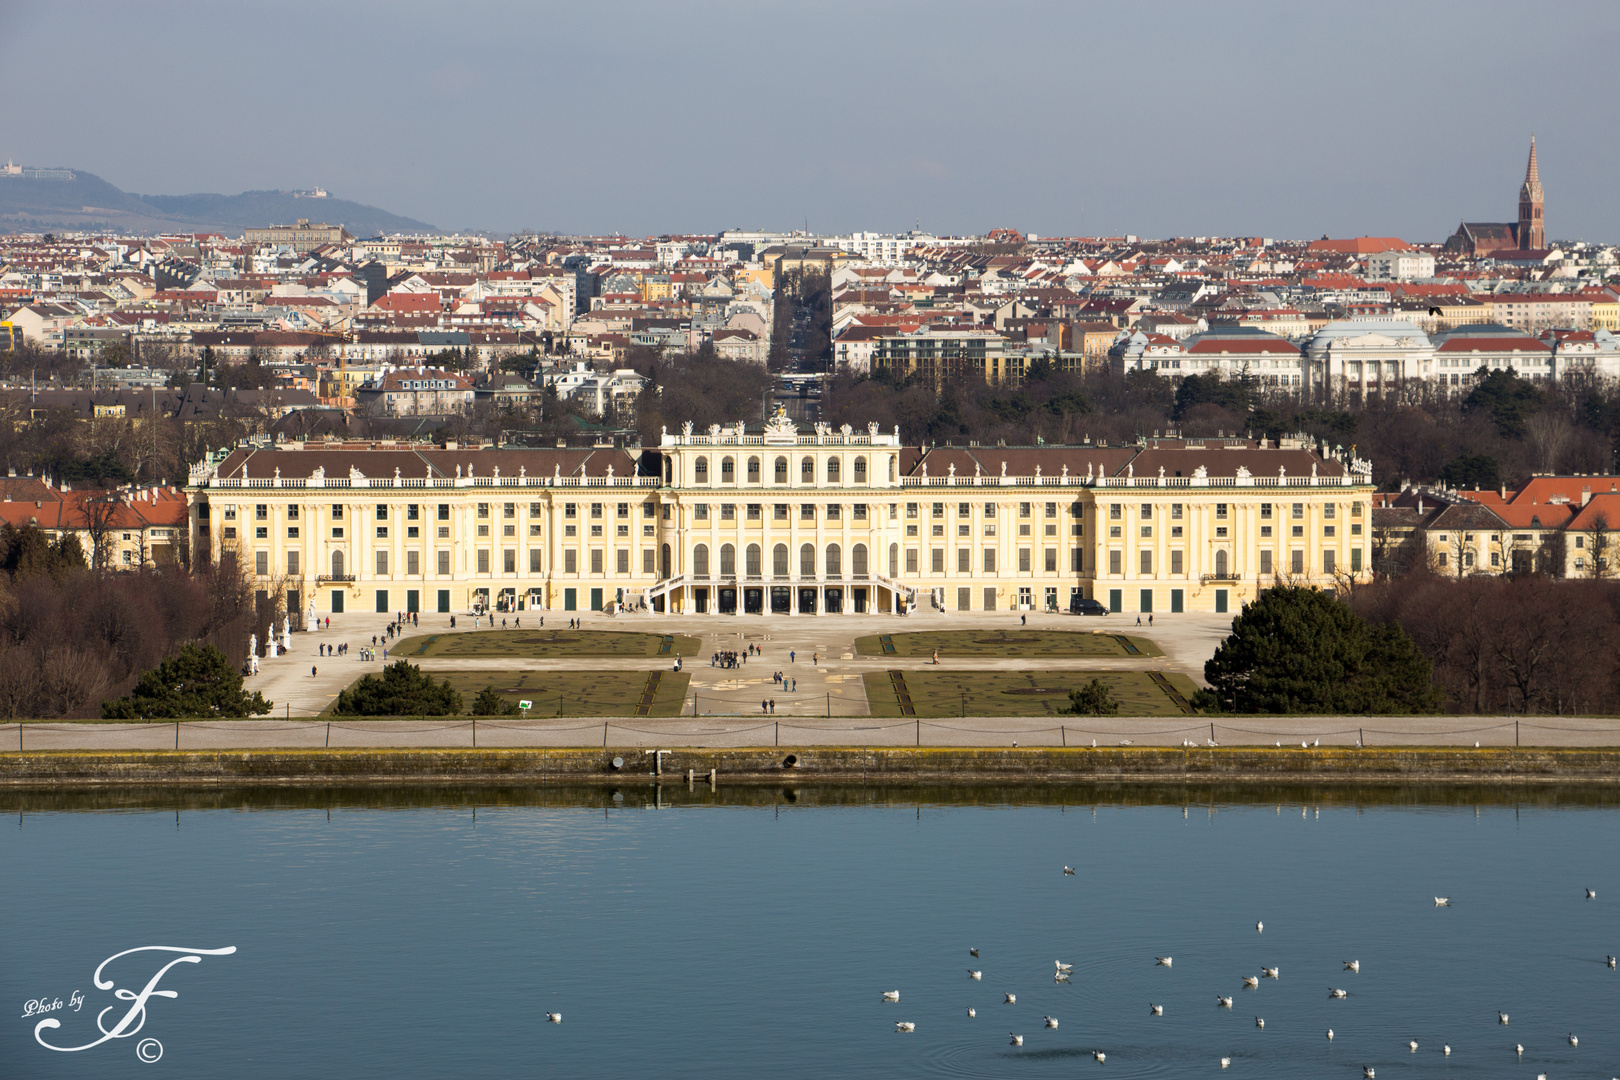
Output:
[{"xmin": 3, "ymin": 784, "xmax": 1616, "ymax": 1078}]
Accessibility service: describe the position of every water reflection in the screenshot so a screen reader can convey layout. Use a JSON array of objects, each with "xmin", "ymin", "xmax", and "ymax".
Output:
[{"xmin": 6, "ymin": 780, "xmax": 1620, "ymax": 814}]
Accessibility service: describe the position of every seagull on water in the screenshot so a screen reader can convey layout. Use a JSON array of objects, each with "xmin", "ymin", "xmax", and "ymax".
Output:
[
  {"xmin": 1262, "ymin": 966, "xmax": 1279, "ymax": 979},
  {"xmin": 1327, "ymin": 1029, "xmax": 1334, "ymax": 1041},
  {"xmin": 1516, "ymin": 1044, "xmax": 1524, "ymax": 1056},
  {"xmin": 1093, "ymin": 1050, "xmax": 1106, "ymax": 1062},
  {"xmin": 1155, "ymin": 956, "xmax": 1172, "ymax": 967},
  {"xmin": 1408, "ymin": 1040, "xmax": 1418, "ymax": 1052},
  {"xmin": 1063, "ymin": 866, "xmax": 1076, "ymax": 876},
  {"xmin": 1363, "ymin": 1068, "xmax": 1375, "ymax": 1079},
  {"xmin": 1056, "ymin": 961, "xmax": 1074, "ymax": 972},
  {"xmin": 545, "ymin": 1012, "xmax": 562, "ymax": 1024},
  {"xmin": 1344, "ymin": 960, "xmax": 1360, "ymax": 973},
  {"xmin": 1045, "ymin": 1016, "xmax": 1059, "ymax": 1028},
  {"xmin": 968, "ymin": 970, "xmax": 982, "ymax": 980},
  {"xmin": 970, "ymin": 948, "xmax": 979, "ymax": 957},
  {"xmin": 882, "ymin": 991, "xmax": 899, "ymax": 1002},
  {"xmin": 1009, "ymin": 1033, "xmax": 1023, "ymax": 1046},
  {"xmin": 967, "ymin": 1007, "xmax": 976, "ymax": 1018},
  {"xmin": 1217, "ymin": 996, "xmax": 1233, "ymax": 1008},
  {"xmin": 1255, "ymin": 1017, "xmax": 1265, "ymax": 1029},
  {"xmin": 1221, "ymin": 1057, "xmax": 1231, "ymax": 1069},
  {"xmin": 1243, "ymin": 976, "xmax": 1260, "ymax": 988},
  {"xmin": 1005, "ymin": 993, "xmax": 1016, "ymax": 1004},
  {"xmin": 1443, "ymin": 1045, "xmax": 1451, "ymax": 1056},
  {"xmin": 1150, "ymin": 1004, "xmax": 1163, "ymax": 1016},
  {"xmin": 895, "ymin": 1021, "xmax": 915, "ymax": 1033},
  {"xmin": 1608, "ymin": 955, "xmax": 1616, "ymax": 968},
  {"xmin": 1434, "ymin": 897, "xmax": 1450, "ymax": 906},
  {"xmin": 1330, "ymin": 988, "xmax": 1348, "ymax": 998},
  {"xmin": 1499, "ymin": 1012, "xmax": 1510, "ymax": 1025},
  {"xmin": 1256, "ymin": 921, "xmax": 1264, "ymax": 933},
  {"xmin": 1587, "ymin": 887, "xmax": 1597, "ymax": 898},
  {"xmin": 1569, "ymin": 1033, "xmax": 1579, "ymax": 1047}
]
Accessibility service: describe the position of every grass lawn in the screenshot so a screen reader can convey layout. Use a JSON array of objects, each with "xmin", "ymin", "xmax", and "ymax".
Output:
[
  {"xmin": 331, "ymin": 669, "xmax": 694, "ymax": 718},
  {"xmin": 393, "ymin": 629, "xmax": 702, "ymax": 659},
  {"xmin": 863, "ymin": 669, "xmax": 1200, "ymax": 718},
  {"xmin": 854, "ymin": 629, "xmax": 1162, "ymax": 659}
]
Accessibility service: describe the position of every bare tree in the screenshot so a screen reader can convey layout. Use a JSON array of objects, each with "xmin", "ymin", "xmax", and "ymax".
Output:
[
  {"xmin": 1588, "ymin": 514, "xmax": 1610, "ymax": 579},
  {"xmin": 83, "ymin": 496, "xmax": 120, "ymax": 571}
]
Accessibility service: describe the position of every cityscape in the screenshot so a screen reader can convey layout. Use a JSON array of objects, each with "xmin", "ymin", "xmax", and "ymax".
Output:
[{"xmin": 3, "ymin": 2, "xmax": 1618, "ymax": 1078}]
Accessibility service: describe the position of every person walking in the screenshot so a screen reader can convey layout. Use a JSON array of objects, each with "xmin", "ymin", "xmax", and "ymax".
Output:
[
  {"xmin": 790, "ymin": 650, "xmax": 796, "ymax": 663},
  {"xmin": 311, "ymin": 665, "xmax": 317, "ymax": 678},
  {"xmin": 1021, "ymin": 613, "xmax": 1027, "ymax": 626},
  {"xmin": 769, "ymin": 699, "xmax": 776, "ymax": 713},
  {"xmin": 761, "ymin": 699, "xmax": 769, "ymax": 714},
  {"xmin": 1148, "ymin": 613, "xmax": 1153, "ymax": 626}
]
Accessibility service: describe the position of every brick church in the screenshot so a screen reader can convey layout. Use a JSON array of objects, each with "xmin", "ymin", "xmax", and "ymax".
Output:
[{"xmin": 1445, "ymin": 138, "xmax": 1546, "ymax": 256}]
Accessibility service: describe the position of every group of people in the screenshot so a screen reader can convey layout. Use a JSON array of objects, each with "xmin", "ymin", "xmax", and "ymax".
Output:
[
  {"xmin": 773, "ymin": 671, "xmax": 797, "ymax": 692},
  {"xmin": 317, "ymin": 642, "xmax": 350, "ymax": 657},
  {"xmin": 712, "ymin": 649, "xmax": 747, "ymax": 668},
  {"xmin": 759, "ymin": 698, "xmax": 779, "ymax": 714}
]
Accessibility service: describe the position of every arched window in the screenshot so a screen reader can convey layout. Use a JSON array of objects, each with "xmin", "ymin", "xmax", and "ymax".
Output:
[
  {"xmin": 800, "ymin": 543, "xmax": 816, "ymax": 577},
  {"xmin": 853, "ymin": 456, "xmax": 867, "ymax": 483},
  {"xmin": 889, "ymin": 456, "xmax": 898, "ymax": 482},
  {"xmin": 852, "ymin": 543, "xmax": 868, "ymax": 577},
  {"xmin": 660, "ymin": 543, "xmax": 671, "ymax": 578},
  {"xmin": 826, "ymin": 457, "xmax": 841, "ymax": 483},
  {"xmin": 745, "ymin": 543, "xmax": 761, "ymax": 577},
  {"xmin": 720, "ymin": 543, "xmax": 736, "ymax": 577},
  {"xmin": 1215, "ymin": 549, "xmax": 1228, "ymax": 577},
  {"xmin": 773, "ymin": 543, "xmax": 789, "ymax": 577},
  {"xmin": 747, "ymin": 456, "xmax": 760, "ymax": 483},
  {"xmin": 801, "ymin": 456, "xmax": 815, "ymax": 483},
  {"xmin": 889, "ymin": 543, "xmax": 899, "ymax": 576},
  {"xmin": 774, "ymin": 456, "xmax": 789, "ymax": 483},
  {"xmin": 331, "ymin": 550, "xmax": 344, "ymax": 578},
  {"xmin": 693, "ymin": 456, "xmax": 708, "ymax": 484},
  {"xmin": 826, "ymin": 543, "xmax": 841, "ymax": 577},
  {"xmin": 721, "ymin": 456, "xmax": 735, "ymax": 483},
  {"xmin": 693, "ymin": 544, "xmax": 710, "ymax": 578}
]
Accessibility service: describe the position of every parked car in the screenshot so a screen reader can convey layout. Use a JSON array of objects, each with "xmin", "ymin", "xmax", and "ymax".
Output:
[{"xmin": 1073, "ymin": 598, "xmax": 1109, "ymax": 616}]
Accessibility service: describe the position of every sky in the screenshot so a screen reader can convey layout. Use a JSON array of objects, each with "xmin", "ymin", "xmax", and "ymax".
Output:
[{"xmin": 1, "ymin": 0, "xmax": 1617, "ymax": 242}]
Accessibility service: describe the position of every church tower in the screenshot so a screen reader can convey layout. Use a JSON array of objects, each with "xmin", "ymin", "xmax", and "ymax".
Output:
[{"xmin": 1518, "ymin": 136, "xmax": 1545, "ymax": 250}]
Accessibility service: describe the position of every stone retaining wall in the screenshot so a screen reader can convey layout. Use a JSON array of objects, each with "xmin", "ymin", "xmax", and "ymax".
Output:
[{"xmin": 2, "ymin": 746, "xmax": 1618, "ymax": 786}]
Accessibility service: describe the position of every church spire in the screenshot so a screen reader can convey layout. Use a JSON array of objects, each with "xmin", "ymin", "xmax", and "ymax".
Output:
[{"xmin": 1518, "ymin": 135, "xmax": 1544, "ymax": 250}]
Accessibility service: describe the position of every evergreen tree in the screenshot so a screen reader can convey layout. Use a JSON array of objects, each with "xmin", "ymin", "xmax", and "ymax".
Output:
[
  {"xmin": 1201, "ymin": 587, "xmax": 1442, "ymax": 714},
  {"xmin": 470, "ymin": 685, "xmax": 518, "ymax": 716},
  {"xmin": 1066, "ymin": 678, "xmax": 1120, "ymax": 716},
  {"xmin": 332, "ymin": 660, "xmax": 462, "ymax": 716},
  {"xmin": 102, "ymin": 644, "xmax": 273, "ymax": 719}
]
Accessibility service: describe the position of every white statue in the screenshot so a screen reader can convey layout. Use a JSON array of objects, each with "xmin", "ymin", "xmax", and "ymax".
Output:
[
  {"xmin": 1235, "ymin": 465, "xmax": 1250, "ymax": 479},
  {"xmin": 1194, "ymin": 464, "xmax": 1208, "ymax": 478},
  {"xmin": 267, "ymin": 625, "xmax": 276, "ymax": 658},
  {"xmin": 867, "ymin": 422, "xmax": 880, "ymax": 437},
  {"xmin": 682, "ymin": 420, "xmax": 694, "ymax": 438},
  {"xmin": 840, "ymin": 423, "xmax": 852, "ymax": 437},
  {"xmin": 708, "ymin": 423, "xmax": 722, "ymax": 437},
  {"xmin": 284, "ymin": 615, "xmax": 292, "ymax": 644},
  {"xmin": 249, "ymin": 633, "xmax": 258, "ymax": 658},
  {"xmin": 1000, "ymin": 461, "xmax": 1008, "ymax": 478},
  {"xmin": 948, "ymin": 463, "xmax": 956, "ymax": 480}
]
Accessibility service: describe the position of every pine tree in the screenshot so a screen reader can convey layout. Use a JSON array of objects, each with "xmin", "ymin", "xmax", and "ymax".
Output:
[
  {"xmin": 102, "ymin": 644, "xmax": 273, "ymax": 719},
  {"xmin": 332, "ymin": 660, "xmax": 462, "ymax": 716},
  {"xmin": 1201, "ymin": 587, "xmax": 1442, "ymax": 714}
]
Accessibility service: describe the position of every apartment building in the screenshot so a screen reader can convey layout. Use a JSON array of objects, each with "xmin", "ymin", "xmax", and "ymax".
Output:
[{"xmin": 187, "ymin": 412, "xmax": 1374, "ymax": 622}]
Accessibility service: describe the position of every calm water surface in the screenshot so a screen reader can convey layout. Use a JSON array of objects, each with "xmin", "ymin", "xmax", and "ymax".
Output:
[{"xmin": 2, "ymin": 786, "xmax": 1617, "ymax": 1079}]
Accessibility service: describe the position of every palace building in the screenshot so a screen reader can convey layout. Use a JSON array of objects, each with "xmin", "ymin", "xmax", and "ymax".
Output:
[{"xmin": 185, "ymin": 410, "xmax": 1375, "ymax": 622}]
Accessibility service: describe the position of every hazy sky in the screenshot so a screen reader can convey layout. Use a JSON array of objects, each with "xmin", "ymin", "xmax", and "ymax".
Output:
[{"xmin": 2, "ymin": 0, "xmax": 1617, "ymax": 241}]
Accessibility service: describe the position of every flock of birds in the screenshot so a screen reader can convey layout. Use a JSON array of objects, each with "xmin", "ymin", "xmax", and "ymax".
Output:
[{"xmin": 876, "ymin": 876, "xmax": 1612, "ymax": 1076}]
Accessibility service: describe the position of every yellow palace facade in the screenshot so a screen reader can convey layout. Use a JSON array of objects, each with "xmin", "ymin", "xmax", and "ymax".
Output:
[{"xmin": 187, "ymin": 412, "xmax": 1375, "ymax": 622}]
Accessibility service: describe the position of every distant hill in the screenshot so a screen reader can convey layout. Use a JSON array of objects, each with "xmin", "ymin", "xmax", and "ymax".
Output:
[{"xmin": 0, "ymin": 168, "xmax": 437, "ymax": 237}]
